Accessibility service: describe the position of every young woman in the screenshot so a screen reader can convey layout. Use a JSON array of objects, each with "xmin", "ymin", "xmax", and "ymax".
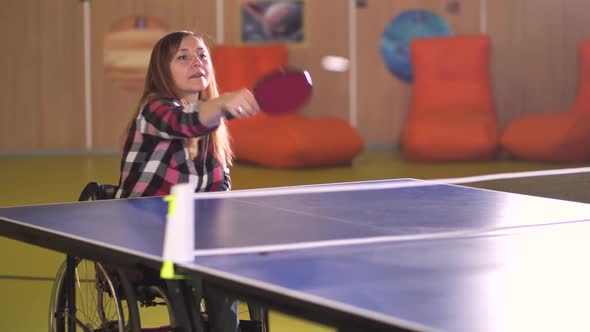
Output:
[
  {"xmin": 115, "ymin": 30, "xmax": 259, "ymax": 331},
  {"xmin": 116, "ymin": 30, "xmax": 259, "ymax": 198}
]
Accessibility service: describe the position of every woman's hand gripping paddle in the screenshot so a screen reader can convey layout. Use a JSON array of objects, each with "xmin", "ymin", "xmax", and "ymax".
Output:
[{"xmin": 223, "ymin": 67, "xmax": 313, "ymax": 119}]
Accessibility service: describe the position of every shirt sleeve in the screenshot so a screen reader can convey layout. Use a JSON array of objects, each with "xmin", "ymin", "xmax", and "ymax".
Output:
[
  {"xmin": 138, "ymin": 97, "xmax": 218, "ymax": 139},
  {"xmin": 222, "ymin": 166, "xmax": 232, "ymax": 191}
]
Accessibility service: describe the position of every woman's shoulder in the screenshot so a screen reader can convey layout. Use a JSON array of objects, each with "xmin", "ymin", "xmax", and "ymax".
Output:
[
  {"xmin": 145, "ymin": 95, "xmax": 181, "ymax": 106},
  {"xmin": 142, "ymin": 95, "xmax": 183, "ymax": 112}
]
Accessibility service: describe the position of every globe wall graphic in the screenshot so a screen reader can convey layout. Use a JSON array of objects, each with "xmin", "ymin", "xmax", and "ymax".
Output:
[{"xmin": 380, "ymin": 10, "xmax": 452, "ymax": 83}]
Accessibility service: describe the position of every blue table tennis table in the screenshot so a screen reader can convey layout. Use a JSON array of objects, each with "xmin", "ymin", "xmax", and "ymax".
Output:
[{"xmin": 3, "ymin": 178, "xmax": 590, "ymax": 331}]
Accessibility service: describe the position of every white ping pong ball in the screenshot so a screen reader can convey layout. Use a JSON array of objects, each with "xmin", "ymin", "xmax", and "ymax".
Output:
[{"xmin": 321, "ymin": 56, "xmax": 350, "ymax": 72}]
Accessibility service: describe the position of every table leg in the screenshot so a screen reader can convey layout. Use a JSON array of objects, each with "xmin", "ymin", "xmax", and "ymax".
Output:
[{"xmin": 65, "ymin": 255, "xmax": 76, "ymax": 332}]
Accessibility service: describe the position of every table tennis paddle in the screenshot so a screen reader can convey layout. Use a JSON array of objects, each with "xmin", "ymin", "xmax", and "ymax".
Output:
[{"xmin": 223, "ymin": 67, "xmax": 313, "ymax": 119}]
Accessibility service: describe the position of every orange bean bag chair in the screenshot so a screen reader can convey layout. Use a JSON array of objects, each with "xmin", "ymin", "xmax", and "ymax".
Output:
[
  {"xmin": 401, "ymin": 35, "xmax": 500, "ymax": 161},
  {"xmin": 501, "ymin": 41, "xmax": 590, "ymax": 162},
  {"xmin": 212, "ymin": 44, "xmax": 364, "ymax": 168},
  {"xmin": 228, "ymin": 112, "xmax": 364, "ymax": 168}
]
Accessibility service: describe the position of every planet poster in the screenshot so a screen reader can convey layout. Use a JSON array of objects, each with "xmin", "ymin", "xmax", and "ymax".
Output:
[
  {"xmin": 380, "ymin": 10, "xmax": 452, "ymax": 83},
  {"xmin": 240, "ymin": 1, "xmax": 304, "ymax": 44}
]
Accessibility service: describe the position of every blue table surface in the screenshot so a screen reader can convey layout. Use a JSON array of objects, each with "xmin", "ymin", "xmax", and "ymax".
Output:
[
  {"xmin": 2, "ymin": 179, "xmax": 590, "ymax": 256},
  {"xmin": 191, "ymin": 220, "xmax": 590, "ymax": 332},
  {"xmin": 3, "ymin": 179, "xmax": 590, "ymax": 331}
]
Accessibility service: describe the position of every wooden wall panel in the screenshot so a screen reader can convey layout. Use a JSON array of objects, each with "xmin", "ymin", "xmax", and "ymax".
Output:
[
  {"xmin": 0, "ymin": 0, "xmax": 37, "ymax": 150},
  {"xmin": 357, "ymin": 0, "xmax": 481, "ymax": 145},
  {"xmin": 4, "ymin": 0, "xmax": 590, "ymax": 151},
  {"xmin": 0, "ymin": 0, "xmax": 84, "ymax": 151},
  {"xmin": 357, "ymin": 1, "xmax": 410, "ymax": 146},
  {"xmin": 289, "ymin": 0, "xmax": 349, "ymax": 120},
  {"xmin": 489, "ymin": 0, "xmax": 590, "ymax": 128},
  {"xmin": 224, "ymin": 0, "xmax": 240, "ymax": 46},
  {"xmin": 91, "ymin": 0, "xmax": 217, "ymax": 149}
]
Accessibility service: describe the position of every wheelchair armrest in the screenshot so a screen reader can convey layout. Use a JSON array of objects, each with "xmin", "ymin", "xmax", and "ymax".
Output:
[
  {"xmin": 78, "ymin": 182, "xmax": 119, "ymax": 201},
  {"xmin": 78, "ymin": 182, "xmax": 100, "ymax": 201},
  {"xmin": 98, "ymin": 185, "xmax": 118, "ymax": 200}
]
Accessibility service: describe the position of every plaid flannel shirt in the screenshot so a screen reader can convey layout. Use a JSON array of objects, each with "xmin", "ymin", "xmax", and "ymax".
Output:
[{"xmin": 115, "ymin": 97, "xmax": 231, "ymax": 198}]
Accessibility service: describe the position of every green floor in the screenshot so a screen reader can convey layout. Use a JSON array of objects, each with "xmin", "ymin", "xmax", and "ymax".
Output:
[{"xmin": 1, "ymin": 150, "xmax": 587, "ymax": 331}]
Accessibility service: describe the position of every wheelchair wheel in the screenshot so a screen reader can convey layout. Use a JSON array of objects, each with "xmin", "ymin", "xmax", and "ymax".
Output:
[
  {"xmin": 136, "ymin": 285, "xmax": 177, "ymax": 331},
  {"xmin": 48, "ymin": 257, "xmax": 136, "ymax": 332}
]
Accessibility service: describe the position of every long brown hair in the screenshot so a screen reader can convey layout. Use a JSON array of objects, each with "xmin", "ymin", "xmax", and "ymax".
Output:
[{"xmin": 126, "ymin": 30, "xmax": 233, "ymax": 166}]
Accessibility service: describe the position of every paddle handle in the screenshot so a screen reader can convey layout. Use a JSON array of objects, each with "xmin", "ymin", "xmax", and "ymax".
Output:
[{"xmin": 222, "ymin": 109, "xmax": 235, "ymax": 120}]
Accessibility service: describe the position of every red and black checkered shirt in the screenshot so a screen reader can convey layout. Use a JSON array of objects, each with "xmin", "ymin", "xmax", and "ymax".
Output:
[{"xmin": 115, "ymin": 97, "xmax": 231, "ymax": 198}]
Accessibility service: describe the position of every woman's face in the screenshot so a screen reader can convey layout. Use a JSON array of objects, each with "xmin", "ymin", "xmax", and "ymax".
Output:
[{"xmin": 170, "ymin": 36, "xmax": 212, "ymax": 101}]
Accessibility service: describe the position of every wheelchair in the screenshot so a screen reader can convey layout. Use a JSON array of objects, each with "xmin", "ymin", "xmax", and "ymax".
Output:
[{"xmin": 48, "ymin": 182, "xmax": 268, "ymax": 332}]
